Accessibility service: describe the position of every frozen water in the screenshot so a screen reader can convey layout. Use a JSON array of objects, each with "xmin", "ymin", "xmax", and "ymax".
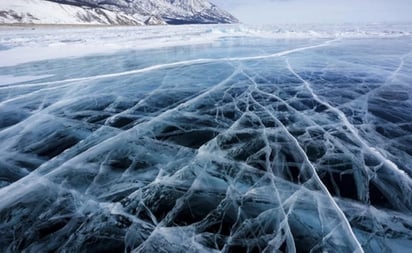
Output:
[{"xmin": 0, "ymin": 24, "xmax": 411, "ymax": 252}]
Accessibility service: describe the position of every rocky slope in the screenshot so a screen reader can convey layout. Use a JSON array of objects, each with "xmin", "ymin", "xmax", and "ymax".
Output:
[{"xmin": 0, "ymin": 0, "xmax": 238, "ymax": 25}]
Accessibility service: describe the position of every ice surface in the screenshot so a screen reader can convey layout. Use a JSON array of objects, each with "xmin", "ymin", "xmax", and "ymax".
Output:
[
  {"xmin": 0, "ymin": 74, "xmax": 53, "ymax": 87},
  {"xmin": 0, "ymin": 24, "xmax": 411, "ymax": 252}
]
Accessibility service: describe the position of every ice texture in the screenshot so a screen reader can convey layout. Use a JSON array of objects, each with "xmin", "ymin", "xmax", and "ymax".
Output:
[{"xmin": 0, "ymin": 24, "xmax": 411, "ymax": 253}]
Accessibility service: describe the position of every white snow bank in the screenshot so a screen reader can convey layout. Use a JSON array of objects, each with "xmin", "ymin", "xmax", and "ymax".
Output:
[{"xmin": 0, "ymin": 23, "xmax": 411, "ymax": 67}]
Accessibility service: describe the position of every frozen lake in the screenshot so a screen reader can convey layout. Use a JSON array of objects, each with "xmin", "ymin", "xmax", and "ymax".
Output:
[{"xmin": 0, "ymin": 24, "xmax": 411, "ymax": 252}]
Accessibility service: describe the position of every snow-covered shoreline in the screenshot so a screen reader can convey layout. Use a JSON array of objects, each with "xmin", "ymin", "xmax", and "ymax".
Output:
[{"xmin": 1, "ymin": 23, "xmax": 411, "ymax": 67}]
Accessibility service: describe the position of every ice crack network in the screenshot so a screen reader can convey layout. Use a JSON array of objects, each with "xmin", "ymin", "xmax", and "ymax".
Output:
[{"xmin": 0, "ymin": 25, "xmax": 411, "ymax": 253}]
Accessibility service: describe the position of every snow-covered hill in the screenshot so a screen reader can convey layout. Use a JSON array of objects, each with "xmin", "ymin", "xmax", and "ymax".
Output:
[
  {"xmin": 0, "ymin": 0, "xmax": 145, "ymax": 25},
  {"xmin": 0, "ymin": 0, "xmax": 238, "ymax": 25}
]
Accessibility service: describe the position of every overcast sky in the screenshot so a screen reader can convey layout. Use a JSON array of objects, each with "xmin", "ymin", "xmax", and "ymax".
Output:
[{"xmin": 212, "ymin": 0, "xmax": 412, "ymax": 24}]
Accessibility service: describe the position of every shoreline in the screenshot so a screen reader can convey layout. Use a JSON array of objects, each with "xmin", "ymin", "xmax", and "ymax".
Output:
[
  {"xmin": 0, "ymin": 22, "xmax": 241, "ymax": 30},
  {"xmin": 0, "ymin": 23, "xmax": 146, "ymax": 29}
]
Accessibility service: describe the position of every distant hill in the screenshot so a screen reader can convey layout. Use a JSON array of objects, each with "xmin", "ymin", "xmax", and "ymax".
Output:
[{"xmin": 0, "ymin": 0, "xmax": 238, "ymax": 25}]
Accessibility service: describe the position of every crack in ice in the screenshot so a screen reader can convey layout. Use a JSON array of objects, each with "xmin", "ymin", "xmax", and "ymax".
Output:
[{"xmin": 1, "ymin": 27, "xmax": 411, "ymax": 252}]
